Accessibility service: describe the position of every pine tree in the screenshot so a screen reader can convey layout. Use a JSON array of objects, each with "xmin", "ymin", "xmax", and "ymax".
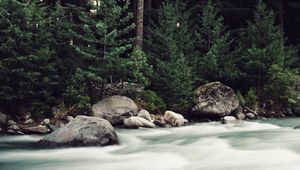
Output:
[
  {"xmin": 238, "ymin": 0, "xmax": 285, "ymax": 94},
  {"xmin": 90, "ymin": 0, "xmax": 136, "ymax": 83},
  {"xmin": 0, "ymin": 0, "xmax": 58, "ymax": 115},
  {"xmin": 196, "ymin": 0, "xmax": 237, "ymax": 84},
  {"xmin": 47, "ymin": 2, "xmax": 105, "ymax": 112},
  {"xmin": 146, "ymin": 1, "xmax": 195, "ymax": 112}
]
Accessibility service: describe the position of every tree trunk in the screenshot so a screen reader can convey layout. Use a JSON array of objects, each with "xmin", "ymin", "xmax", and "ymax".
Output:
[
  {"xmin": 136, "ymin": 0, "xmax": 144, "ymax": 49},
  {"xmin": 148, "ymin": 0, "xmax": 151, "ymax": 10},
  {"xmin": 278, "ymin": 0, "xmax": 285, "ymax": 48}
]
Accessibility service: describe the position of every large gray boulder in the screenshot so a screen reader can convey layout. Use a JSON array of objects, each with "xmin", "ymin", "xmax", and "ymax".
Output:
[
  {"xmin": 37, "ymin": 115, "xmax": 118, "ymax": 147},
  {"xmin": 124, "ymin": 116, "xmax": 155, "ymax": 129},
  {"xmin": 192, "ymin": 82, "xmax": 239, "ymax": 118},
  {"xmin": 92, "ymin": 95, "xmax": 138, "ymax": 125}
]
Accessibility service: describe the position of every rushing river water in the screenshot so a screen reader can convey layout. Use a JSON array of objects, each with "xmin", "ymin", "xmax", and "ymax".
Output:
[{"xmin": 1, "ymin": 118, "xmax": 300, "ymax": 170}]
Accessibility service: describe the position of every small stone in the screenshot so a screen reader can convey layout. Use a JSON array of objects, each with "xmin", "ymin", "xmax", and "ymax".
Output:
[
  {"xmin": 221, "ymin": 116, "xmax": 239, "ymax": 124},
  {"xmin": 164, "ymin": 111, "xmax": 188, "ymax": 127},
  {"xmin": 294, "ymin": 125, "xmax": 300, "ymax": 129},
  {"xmin": 23, "ymin": 119, "xmax": 34, "ymax": 125},
  {"xmin": 7, "ymin": 120, "xmax": 17, "ymax": 126},
  {"xmin": 246, "ymin": 113, "xmax": 256, "ymax": 119},
  {"xmin": 24, "ymin": 125, "xmax": 49, "ymax": 134},
  {"xmin": 287, "ymin": 108, "xmax": 293, "ymax": 116},
  {"xmin": 124, "ymin": 116, "xmax": 155, "ymax": 128},
  {"xmin": 66, "ymin": 116, "xmax": 74, "ymax": 122},
  {"xmin": 235, "ymin": 112, "xmax": 246, "ymax": 120},
  {"xmin": 42, "ymin": 119, "xmax": 50, "ymax": 125},
  {"xmin": 153, "ymin": 117, "xmax": 166, "ymax": 127},
  {"xmin": 8, "ymin": 125, "xmax": 20, "ymax": 131},
  {"xmin": 137, "ymin": 109, "xmax": 152, "ymax": 121},
  {"xmin": 7, "ymin": 129, "xmax": 16, "ymax": 135},
  {"xmin": 46, "ymin": 124, "xmax": 58, "ymax": 132},
  {"xmin": 24, "ymin": 113, "xmax": 31, "ymax": 120}
]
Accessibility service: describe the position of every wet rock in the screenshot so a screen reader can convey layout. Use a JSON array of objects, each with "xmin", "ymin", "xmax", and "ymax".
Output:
[
  {"xmin": 246, "ymin": 113, "xmax": 256, "ymax": 119},
  {"xmin": 46, "ymin": 124, "xmax": 58, "ymax": 132},
  {"xmin": 23, "ymin": 119, "xmax": 34, "ymax": 125},
  {"xmin": 192, "ymin": 82, "xmax": 239, "ymax": 118},
  {"xmin": 92, "ymin": 95, "xmax": 138, "ymax": 125},
  {"xmin": 221, "ymin": 116, "xmax": 239, "ymax": 124},
  {"xmin": 137, "ymin": 109, "xmax": 152, "ymax": 121},
  {"xmin": 42, "ymin": 119, "xmax": 50, "ymax": 125},
  {"xmin": 153, "ymin": 116, "xmax": 166, "ymax": 127},
  {"xmin": 0, "ymin": 113, "xmax": 7, "ymax": 127},
  {"xmin": 287, "ymin": 108, "xmax": 293, "ymax": 116},
  {"xmin": 66, "ymin": 116, "xmax": 74, "ymax": 122},
  {"xmin": 294, "ymin": 125, "xmax": 300, "ymax": 129},
  {"xmin": 7, "ymin": 129, "xmax": 16, "ymax": 135},
  {"xmin": 164, "ymin": 111, "xmax": 188, "ymax": 127},
  {"xmin": 8, "ymin": 125, "xmax": 20, "ymax": 131},
  {"xmin": 124, "ymin": 116, "xmax": 155, "ymax": 129},
  {"xmin": 7, "ymin": 120, "xmax": 17, "ymax": 126},
  {"xmin": 235, "ymin": 112, "xmax": 246, "ymax": 120},
  {"xmin": 24, "ymin": 125, "xmax": 49, "ymax": 134},
  {"xmin": 38, "ymin": 115, "xmax": 118, "ymax": 147}
]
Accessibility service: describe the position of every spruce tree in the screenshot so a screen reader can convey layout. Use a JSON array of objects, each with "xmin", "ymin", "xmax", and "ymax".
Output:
[
  {"xmin": 238, "ymin": 0, "xmax": 285, "ymax": 93},
  {"xmin": 146, "ymin": 1, "xmax": 195, "ymax": 112},
  {"xmin": 90, "ymin": 0, "xmax": 136, "ymax": 83},
  {"xmin": 196, "ymin": 0, "xmax": 237, "ymax": 84},
  {"xmin": 0, "ymin": 0, "xmax": 58, "ymax": 115}
]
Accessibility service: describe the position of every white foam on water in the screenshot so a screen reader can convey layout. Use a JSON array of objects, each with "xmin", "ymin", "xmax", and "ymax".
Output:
[{"xmin": 1, "ymin": 119, "xmax": 300, "ymax": 170}]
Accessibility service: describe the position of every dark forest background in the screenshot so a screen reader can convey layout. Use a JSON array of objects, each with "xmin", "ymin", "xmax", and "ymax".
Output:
[{"xmin": 0, "ymin": 0, "xmax": 299, "ymax": 118}]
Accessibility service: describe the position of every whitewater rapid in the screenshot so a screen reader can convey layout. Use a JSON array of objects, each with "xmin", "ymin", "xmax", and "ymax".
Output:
[{"xmin": 1, "ymin": 119, "xmax": 300, "ymax": 170}]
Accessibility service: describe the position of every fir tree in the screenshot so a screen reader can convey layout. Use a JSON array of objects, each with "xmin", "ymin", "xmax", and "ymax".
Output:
[
  {"xmin": 90, "ymin": 0, "xmax": 136, "ymax": 83},
  {"xmin": 196, "ymin": 0, "xmax": 237, "ymax": 84},
  {"xmin": 238, "ymin": 0, "xmax": 286, "ymax": 93},
  {"xmin": 0, "ymin": 0, "xmax": 58, "ymax": 115},
  {"xmin": 146, "ymin": 1, "xmax": 195, "ymax": 112}
]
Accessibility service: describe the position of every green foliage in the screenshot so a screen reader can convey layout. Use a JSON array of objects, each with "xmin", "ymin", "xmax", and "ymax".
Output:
[
  {"xmin": 236, "ymin": 91, "xmax": 246, "ymax": 107},
  {"xmin": 263, "ymin": 64, "xmax": 299, "ymax": 105},
  {"xmin": 64, "ymin": 68, "xmax": 101, "ymax": 114},
  {"xmin": 146, "ymin": 1, "xmax": 195, "ymax": 112},
  {"xmin": 127, "ymin": 48, "xmax": 152, "ymax": 86},
  {"xmin": 236, "ymin": 89, "xmax": 259, "ymax": 108},
  {"xmin": 139, "ymin": 90, "xmax": 166, "ymax": 113},
  {"xmin": 0, "ymin": 0, "xmax": 58, "ymax": 113},
  {"xmin": 237, "ymin": 0, "xmax": 286, "ymax": 93},
  {"xmin": 244, "ymin": 88, "xmax": 259, "ymax": 108},
  {"xmin": 196, "ymin": 0, "xmax": 238, "ymax": 84},
  {"xmin": 88, "ymin": 0, "xmax": 135, "ymax": 83}
]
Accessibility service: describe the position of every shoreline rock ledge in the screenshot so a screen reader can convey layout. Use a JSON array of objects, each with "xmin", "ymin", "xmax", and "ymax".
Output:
[
  {"xmin": 37, "ymin": 115, "xmax": 118, "ymax": 147},
  {"xmin": 192, "ymin": 82, "xmax": 239, "ymax": 118}
]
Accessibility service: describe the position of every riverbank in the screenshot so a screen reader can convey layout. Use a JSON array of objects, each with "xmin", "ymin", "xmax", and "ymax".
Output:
[{"xmin": 1, "ymin": 118, "xmax": 300, "ymax": 170}]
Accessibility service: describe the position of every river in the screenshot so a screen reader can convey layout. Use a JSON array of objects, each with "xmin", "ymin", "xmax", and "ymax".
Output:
[{"xmin": 1, "ymin": 118, "xmax": 300, "ymax": 170}]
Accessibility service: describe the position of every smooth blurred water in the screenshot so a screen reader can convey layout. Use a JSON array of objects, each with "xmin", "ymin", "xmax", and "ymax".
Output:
[{"xmin": 1, "ymin": 118, "xmax": 300, "ymax": 170}]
